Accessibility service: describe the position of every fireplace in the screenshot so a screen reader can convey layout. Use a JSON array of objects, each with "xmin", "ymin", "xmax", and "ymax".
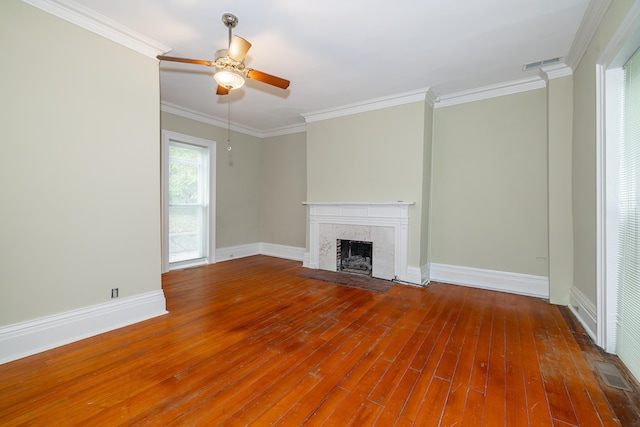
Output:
[
  {"xmin": 303, "ymin": 202, "xmax": 417, "ymax": 284},
  {"xmin": 337, "ymin": 240, "xmax": 373, "ymax": 277}
]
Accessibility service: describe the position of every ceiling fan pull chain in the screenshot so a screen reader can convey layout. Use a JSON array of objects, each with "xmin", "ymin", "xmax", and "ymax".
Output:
[{"xmin": 227, "ymin": 93, "xmax": 232, "ymax": 152}]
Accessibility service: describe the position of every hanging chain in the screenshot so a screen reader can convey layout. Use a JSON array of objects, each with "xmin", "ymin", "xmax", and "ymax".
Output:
[
  {"xmin": 227, "ymin": 92, "xmax": 232, "ymax": 152},
  {"xmin": 226, "ymin": 21, "xmax": 232, "ymax": 152}
]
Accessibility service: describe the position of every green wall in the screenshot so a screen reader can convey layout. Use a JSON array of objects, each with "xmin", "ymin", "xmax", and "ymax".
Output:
[
  {"xmin": 431, "ymin": 90, "xmax": 549, "ymax": 277},
  {"xmin": 260, "ymin": 132, "xmax": 307, "ymax": 248},
  {"xmin": 160, "ymin": 112, "xmax": 262, "ymax": 248},
  {"xmin": 0, "ymin": 0, "xmax": 162, "ymax": 325},
  {"xmin": 571, "ymin": 0, "xmax": 635, "ymax": 304},
  {"xmin": 421, "ymin": 100, "xmax": 434, "ymax": 269},
  {"xmin": 547, "ymin": 75, "xmax": 574, "ymax": 304},
  {"xmin": 161, "ymin": 112, "xmax": 308, "ymax": 251},
  {"xmin": 306, "ymin": 102, "xmax": 427, "ymax": 267},
  {"xmin": 7, "ymin": 0, "xmax": 632, "ymax": 331}
]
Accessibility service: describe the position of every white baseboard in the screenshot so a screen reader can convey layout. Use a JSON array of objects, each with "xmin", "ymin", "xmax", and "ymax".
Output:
[
  {"xmin": 430, "ymin": 263, "xmax": 549, "ymax": 299},
  {"xmin": 216, "ymin": 242, "xmax": 305, "ymax": 263},
  {"xmin": 215, "ymin": 243, "xmax": 260, "ymax": 262},
  {"xmin": 421, "ymin": 263, "xmax": 431, "ymax": 285},
  {"xmin": 568, "ymin": 286, "xmax": 597, "ymax": 341},
  {"xmin": 302, "ymin": 252, "xmax": 313, "ymax": 268},
  {"xmin": 401, "ymin": 266, "xmax": 428, "ymax": 286},
  {"xmin": 0, "ymin": 290, "xmax": 167, "ymax": 364},
  {"xmin": 259, "ymin": 243, "xmax": 305, "ymax": 261}
]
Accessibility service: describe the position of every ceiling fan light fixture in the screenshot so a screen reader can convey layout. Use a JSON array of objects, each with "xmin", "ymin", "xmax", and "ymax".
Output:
[{"xmin": 214, "ymin": 69, "xmax": 245, "ymax": 90}]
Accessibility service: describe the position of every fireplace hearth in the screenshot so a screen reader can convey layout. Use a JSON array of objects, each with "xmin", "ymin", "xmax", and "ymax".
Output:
[{"xmin": 337, "ymin": 240, "xmax": 373, "ymax": 277}]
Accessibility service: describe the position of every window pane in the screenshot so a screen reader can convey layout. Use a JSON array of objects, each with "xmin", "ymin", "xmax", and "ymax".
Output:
[
  {"xmin": 168, "ymin": 205, "xmax": 204, "ymax": 263},
  {"xmin": 168, "ymin": 159, "xmax": 201, "ymax": 204},
  {"xmin": 170, "ymin": 145, "xmax": 200, "ymax": 161},
  {"xmin": 168, "ymin": 141, "xmax": 208, "ymax": 264}
]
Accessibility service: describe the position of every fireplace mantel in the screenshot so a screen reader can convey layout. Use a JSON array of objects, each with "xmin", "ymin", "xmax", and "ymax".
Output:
[{"xmin": 303, "ymin": 202, "xmax": 416, "ymax": 284}]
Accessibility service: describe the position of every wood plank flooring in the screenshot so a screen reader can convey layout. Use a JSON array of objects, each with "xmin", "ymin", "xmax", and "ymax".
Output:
[{"xmin": 0, "ymin": 255, "xmax": 634, "ymax": 426}]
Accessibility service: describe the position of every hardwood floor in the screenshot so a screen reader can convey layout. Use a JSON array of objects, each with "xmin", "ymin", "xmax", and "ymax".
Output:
[{"xmin": 0, "ymin": 255, "xmax": 635, "ymax": 426}]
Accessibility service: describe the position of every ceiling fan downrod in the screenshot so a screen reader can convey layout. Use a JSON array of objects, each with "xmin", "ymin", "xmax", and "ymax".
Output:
[{"xmin": 222, "ymin": 13, "xmax": 238, "ymax": 48}]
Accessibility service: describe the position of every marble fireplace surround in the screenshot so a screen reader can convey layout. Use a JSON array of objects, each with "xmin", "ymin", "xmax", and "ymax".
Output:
[{"xmin": 303, "ymin": 202, "xmax": 415, "ymax": 284}]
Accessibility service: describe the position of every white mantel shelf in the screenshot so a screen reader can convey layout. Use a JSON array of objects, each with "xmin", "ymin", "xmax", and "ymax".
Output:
[{"xmin": 303, "ymin": 201, "xmax": 418, "ymax": 284}]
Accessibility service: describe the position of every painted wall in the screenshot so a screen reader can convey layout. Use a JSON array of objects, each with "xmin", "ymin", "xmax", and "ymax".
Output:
[
  {"xmin": 306, "ymin": 102, "xmax": 427, "ymax": 267},
  {"xmin": 421, "ymin": 100, "xmax": 434, "ymax": 269},
  {"xmin": 547, "ymin": 75, "xmax": 574, "ymax": 304},
  {"xmin": 431, "ymin": 90, "xmax": 549, "ymax": 277},
  {"xmin": 260, "ymin": 132, "xmax": 307, "ymax": 248},
  {"xmin": 572, "ymin": 0, "xmax": 634, "ymax": 304},
  {"xmin": 160, "ymin": 112, "xmax": 262, "ymax": 249},
  {"xmin": 0, "ymin": 1, "xmax": 162, "ymax": 325}
]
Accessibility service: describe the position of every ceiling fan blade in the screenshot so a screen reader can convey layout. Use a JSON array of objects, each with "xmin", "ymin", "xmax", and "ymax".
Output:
[
  {"xmin": 157, "ymin": 55, "xmax": 214, "ymax": 67},
  {"xmin": 228, "ymin": 36, "xmax": 252, "ymax": 62},
  {"xmin": 216, "ymin": 85, "xmax": 229, "ymax": 95},
  {"xmin": 246, "ymin": 69, "xmax": 290, "ymax": 89}
]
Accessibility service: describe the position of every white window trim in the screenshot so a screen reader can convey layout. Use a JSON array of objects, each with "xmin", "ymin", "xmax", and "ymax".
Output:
[
  {"xmin": 161, "ymin": 130, "xmax": 216, "ymax": 273},
  {"xmin": 595, "ymin": 2, "xmax": 640, "ymax": 352}
]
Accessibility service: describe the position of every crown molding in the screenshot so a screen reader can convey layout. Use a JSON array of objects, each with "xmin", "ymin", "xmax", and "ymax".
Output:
[
  {"xmin": 435, "ymin": 77, "xmax": 547, "ymax": 108},
  {"xmin": 21, "ymin": 0, "xmax": 170, "ymax": 58},
  {"xmin": 425, "ymin": 87, "xmax": 439, "ymax": 108},
  {"xmin": 160, "ymin": 102, "xmax": 306, "ymax": 138},
  {"xmin": 161, "ymin": 102, "xmax": 263, "ymax": 138},
  {"xmin": 539, "ymin": 63, "xmax": 574, "ymax": 81},
  {"xmin": 565, "ymin": 0, "xmax": 613, "ymax": 69},
  {"xmin": 597, "ymin": 0, "xmax": 640, "ymax": 68},
  {"xmin": 261, "ymin": 123, "xmax": 307, "ymax": 138},
  {"xmin": 301, "ymin": 88, "xmax": 431, "ymax": 123}
]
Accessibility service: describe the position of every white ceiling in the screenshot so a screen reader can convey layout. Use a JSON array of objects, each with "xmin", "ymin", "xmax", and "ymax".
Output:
[{"xmin": 70, "ymin": 0, "xmax": 594, "ymax": 134}]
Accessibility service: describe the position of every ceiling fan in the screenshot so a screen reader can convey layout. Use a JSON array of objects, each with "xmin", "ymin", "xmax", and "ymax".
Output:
[{"xmin": 157, "ymin": 13, "xmax": 290, "ymax": 95}]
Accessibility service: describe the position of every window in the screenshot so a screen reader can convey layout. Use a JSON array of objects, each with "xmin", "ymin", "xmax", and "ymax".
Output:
[
  {"xmin": 162, "ymin": 131, "xmax": 216, "ymax": 272},
  {"xmin": 168, "ymin": 142, "xmax": 208, "ymax": 263},
  {"xmin": 617, "ymin": 46, "xmax": 640, "ymax": 380},
  {"xmin": 597, "ymin": 4, "xmax": 640, "ymax": 387}
]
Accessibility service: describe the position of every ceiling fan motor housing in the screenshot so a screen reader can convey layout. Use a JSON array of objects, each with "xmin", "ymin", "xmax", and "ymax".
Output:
[{"xmin": 213, "ymin": 49, "xmax": 246, "ymax": 89}]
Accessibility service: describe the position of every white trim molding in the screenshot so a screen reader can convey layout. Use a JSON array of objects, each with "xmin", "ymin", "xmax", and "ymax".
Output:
[
  {"xmin": 0, "ymin": 290, "xmax": 167, "ymax": 364},
  {"xmin": 161, "ymin": 102, "xmax": 307, "ymax": 139},
  {"xmin": 192, "ymin": 242, "xmax": 304, "ymax": 263},
  {"xmin": 539, "ymin": 63, "xmax": 574, "ymax": 81},
  {"xmin": 21, "ymin": 0, "xmax": 170, "ymax": 58},
  {"xmin": 435, "ymin": 77, "xmax": 547, "ymax": 108},
  {"xmin": 403, "ymin": 264, "xmax": 429, "ymax": 287},
  {"xmin": 569, "ymin": 286, "xmax": 598, "ymax": 342},
  {"xmin": 215, "ymin": 243, "xmax": 261, "ymax": 262},
  {"xmin": 260, "ymin": 123, "xmax": 308, "ymax": 138},
  {"xmin": 430, "ymin": 263, "xmax": 549, "ymax": 299},
  {"xmin": 425, "ymin": 88, "xmax": 439, "ymax": 108},
  {"xmin": 565, "ymin": 0, "xmax": 613, "ymax": 70},
  {"xmin": 259, "ymin": 243, "xmax": 306, "ymax": 261},
  {"xmin": 302, "ymin": 89, "xmax": 431, "ymax": 123},
  {"xmin": 399, "ymin": 263, "xmax": 430, "ymax": 287},
  {"xmin": 161, "ymin": 102, "xmax": 264, "ymax": 138}
]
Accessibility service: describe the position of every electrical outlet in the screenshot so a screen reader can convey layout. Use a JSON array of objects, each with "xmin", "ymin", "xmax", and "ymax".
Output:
[{"xmin": 111, "ymin": 288, "xmax": 119, "ymax": 298}]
